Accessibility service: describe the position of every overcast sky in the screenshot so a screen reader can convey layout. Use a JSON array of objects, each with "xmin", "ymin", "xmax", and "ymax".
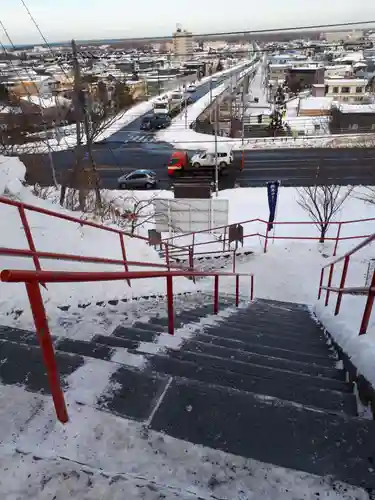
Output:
[{"xmin": 1, "ymin": 0, "xmax": 375, "ymax": 45}]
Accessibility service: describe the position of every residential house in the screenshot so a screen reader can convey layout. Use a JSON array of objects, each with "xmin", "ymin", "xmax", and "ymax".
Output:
[{"xmin": 324, "ymin": 77, "xmax": 368, "ymax": 103}]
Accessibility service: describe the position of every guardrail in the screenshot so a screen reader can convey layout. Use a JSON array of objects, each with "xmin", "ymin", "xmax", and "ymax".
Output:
[
  {"xmin": 0, "ymin": 196, "xmax": 190, "ymax": 280},
  {"xmin": 162, "ymin": 217, "xmax": 375, "ymax": 272},
  {"xmin": 318, "ymin": 233, "xmax": 375, "ymax": 335},
  {"xmin": 0, "ymin": 267, "xmax": 254, "ymax": 423}
]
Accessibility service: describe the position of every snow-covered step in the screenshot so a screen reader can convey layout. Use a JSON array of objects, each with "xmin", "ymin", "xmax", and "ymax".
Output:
[
  {"xmin": 178, "ymin": 338, "xmax": 342, "ymax": 380},
  {"xmin": 196, "ymin": 331, "xmax": 336, "ymax": 367},
  {"xmin": 202, "ymin": 324, "xmax": 334, "ymax": 357},
  {"xmin": 145, "ymin": 352, "xmax": 356, "ymax": 416},
  {"xmin": 149, "ymin": 377, "xmax": 375, "ymax": 489},
  {"xmin": 0, "ymin": 339, "xmax": 84, "ymax": 394},
  {"xmin": 166, "ymin": 348, "xmax": 349, "ymax": 393}
]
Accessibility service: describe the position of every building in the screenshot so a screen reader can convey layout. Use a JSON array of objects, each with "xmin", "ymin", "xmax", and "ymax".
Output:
[
  {"xmin": 286, "ymin": 66, "xmax": 325, "ymax": 93},
  {"xmin": 172, "ymin": 25, "xmax": 193, "ymax": 61},
  {"xmin": 330, "ymin": 104, "xmax": 375, "ymax": 133},
  {"xmin": 324, "ymin": 77, "xmax": 368, "ymax": 103}
]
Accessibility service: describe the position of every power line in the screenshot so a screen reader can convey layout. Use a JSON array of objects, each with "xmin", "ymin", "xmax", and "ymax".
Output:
[{"xmin": 67, "ymin": 20, "xmax": 375, "ymax": 45}]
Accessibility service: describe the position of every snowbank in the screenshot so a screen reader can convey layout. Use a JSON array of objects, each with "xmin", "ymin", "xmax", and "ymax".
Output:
[
  {"xmin": 0, "ymin": 156, "xmax": 195, "ymax": 323},
  {"xmin": 314, "ymin": 242, "xmax": 375, "ymax": 387}
]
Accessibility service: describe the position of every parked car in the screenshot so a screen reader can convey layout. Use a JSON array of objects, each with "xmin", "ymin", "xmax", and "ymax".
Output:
[
  {"xmin": 140, "ymin": 114, "xmax": 171, "ymax": 131},
  {"xmin": 186, "ymin": 83, "xmax": 197, "ymax": 92},
  {"xmin": 117, "ymin": 170, "xmax": 158, "ymax": 189},
  {"xmin": 191, "ymin": 149, "xmax": 234, "ymax": 169}
]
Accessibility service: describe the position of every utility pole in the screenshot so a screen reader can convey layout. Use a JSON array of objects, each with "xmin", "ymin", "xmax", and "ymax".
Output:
[
  {"xmin": 214, "ymin": 101, "xmax": 219, "ymax": 197},
  {"xmin": 71, "ymin": 39, "xmax": 101, "ymax": 209}
]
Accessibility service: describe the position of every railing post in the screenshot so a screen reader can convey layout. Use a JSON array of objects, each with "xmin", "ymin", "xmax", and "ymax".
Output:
[
  {"xmin": 235, "ymin": 275, "xmax": 239, "ymax": 307},
  {"xmin": 232, "ymin": 249, "xmax": 236, "ymax": 273},
  {"xmin": 334, "ymin": 256, "xmax": 350, "ymax": 316},
  {"xmin": 264, "ymin": 227, "xmax": 268, "ymax": 254},
  {"xmin": 318, "ymin": 268, "xmax": 324, "ymax": 300},
  {"xmin": 359, "ymin": 269, "xmax": 375, "ymax": 335},
  {"xmin": 18, "ymin": 205, "xmax": 45, "ymax": 287},
  {"xmin": 166, "ymin": 275, "xmax": 174, "ymax": 335},
  {"xmin": 189, "ymin": 246, "xmax": 195, "ymax": 283},
  {"xmin": 164, "ymin": 243, "xmax": 170, "ymax": 271},
  {"xmin": 250, "ymin": 275, "xmax": 254, "ymax": 302},
  {"xmin": 325, "ymin": 264, "xmax": 334, "ymax": 307},
  {"xmin": 25, "ymin": 281, "xmax": 68, "ymax": 424},
  {"xmin": 222, "ymin": 227, "xmax": 226, "ymax": 252},
  {"xmin": 333, "ymin": 222, "xmax": 342, "ymax": 257},
  {"xmin": 119, "ymin": 233, "xmax": 131, "ymax": 287},
  {"xmin": 192, "ymin": 232, "xmax": 195, "ymax": 256},
  {"xmin": 213, "ymin": 275, "xmax": 219, "ymax": 314}
]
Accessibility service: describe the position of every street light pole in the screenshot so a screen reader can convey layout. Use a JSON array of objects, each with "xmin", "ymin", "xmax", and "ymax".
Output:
[{"xmin": 214, "ymin": 101, "xmax": 219, "ymax": 197}]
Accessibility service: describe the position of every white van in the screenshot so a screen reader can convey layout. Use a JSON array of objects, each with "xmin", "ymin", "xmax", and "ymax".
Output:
[{"xmin": 191, "ymin": 148, "xmax": 234, "ymax": 169}]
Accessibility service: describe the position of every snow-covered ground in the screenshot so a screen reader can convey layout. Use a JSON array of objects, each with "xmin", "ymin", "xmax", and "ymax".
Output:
[
  {"xmin": 0, "ymin": 156, "xmax": 195, "ymax": 325},
  {"xmin": 166, "ymin": 186, "xmax": 375, "ymax": 257},
  {"xmin": 1, "ymin": 383, "xmax": 368, "ymax": 500}
]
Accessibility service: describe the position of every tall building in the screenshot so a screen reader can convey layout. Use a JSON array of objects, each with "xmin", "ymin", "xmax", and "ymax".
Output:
[{"xmin": 173, "ymin": 24, "xmax": 193, "ymax": 61}]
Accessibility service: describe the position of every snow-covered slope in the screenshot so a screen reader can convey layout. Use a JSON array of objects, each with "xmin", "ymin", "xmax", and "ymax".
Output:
[{"xmin": 0, "ymin": 156, "xmax": 195, "ymax": 323}]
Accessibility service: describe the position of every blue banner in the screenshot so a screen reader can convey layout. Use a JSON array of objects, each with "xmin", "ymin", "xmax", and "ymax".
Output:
[{"xmin": 267, "ymin": 181, "xmax": 280, "ymax": 232}]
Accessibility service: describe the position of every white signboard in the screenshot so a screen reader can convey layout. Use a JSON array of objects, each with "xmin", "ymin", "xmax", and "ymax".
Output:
[{"xmin": 153, "ymin": 198, "xmax": 228, "ymax": 234}]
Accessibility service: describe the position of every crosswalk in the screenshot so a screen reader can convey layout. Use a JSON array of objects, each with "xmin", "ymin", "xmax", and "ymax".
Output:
[{"xmin": 122, "ymin": 133, "xmax": 158, "ymax": 144}]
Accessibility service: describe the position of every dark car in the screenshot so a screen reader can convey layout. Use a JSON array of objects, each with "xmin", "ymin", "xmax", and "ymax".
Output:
[
  {"xmin": 140, "ymin": 114, "xmax": 171, "ymax": 131},
  {"xmin": 117, "ymin": 169, "xmax": 158, "ymax": 190}
]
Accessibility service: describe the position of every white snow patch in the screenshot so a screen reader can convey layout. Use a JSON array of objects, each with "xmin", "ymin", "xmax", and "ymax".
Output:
[
  {"xmin": 0, "ymin": 389, "xmax": 368, "ymax": 500},
  {"xmin": 65, "ymin": 358, "xmax": 120, "ymax": 406}
]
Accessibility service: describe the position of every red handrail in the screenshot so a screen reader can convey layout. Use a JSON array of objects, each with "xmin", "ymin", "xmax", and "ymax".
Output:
[
  {"xmin": 0, "ymin": 267, "xmax": 254, "ymax": 424},
  {"xmin": 163, "ymin": 216, "xmax": 374, "ymax": 274},
  {"xmin": 0, "ymin": 196, "xmax": 189, "ymax": 278},
  {"xmin": 317, "ymin": 232, "xmax": 375, "ymax": 335},
  {"xmin": 0, "ymin": 247, "xmax": 189, "ymax": 270}
]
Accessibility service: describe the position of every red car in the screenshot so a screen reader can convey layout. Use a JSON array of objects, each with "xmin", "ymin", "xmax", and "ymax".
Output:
[{"xmin": 167, "ymin": 151, "xmax": 189, "ymax": 176}]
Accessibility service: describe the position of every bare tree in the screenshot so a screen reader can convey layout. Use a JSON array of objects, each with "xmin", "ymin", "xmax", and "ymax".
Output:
[{"xmin": 297, "ymin": 185, "xmax": 353, "ymax": 243}]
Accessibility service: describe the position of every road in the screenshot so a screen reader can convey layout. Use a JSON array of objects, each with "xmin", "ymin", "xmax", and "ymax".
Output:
[
  {"xmin": 25, "ymin": 145, "xmax": 375, "ymax": 190},
  {"xmin": 238, "ymin": 148, "xmax": 375, "ymax": 187}
]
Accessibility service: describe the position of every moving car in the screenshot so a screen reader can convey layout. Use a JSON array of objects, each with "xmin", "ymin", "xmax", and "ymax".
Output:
[
  {"xmin": 191, "ymin": 148, "xmax": 234, "ymax": 169},
  {"xmin": 186, "ymin": 83, "xmax": 197, "ymax": 92},
  {"xmin": 117, "ymin": 169, "xmax": 158, "ymax": 190},
  {"xmin": 140, "ymin": 114, "xmax": 171, "ymax": 131},
  {"xmin": 167, "ymin": 151, "xmax": 189, "ymax": 176}
]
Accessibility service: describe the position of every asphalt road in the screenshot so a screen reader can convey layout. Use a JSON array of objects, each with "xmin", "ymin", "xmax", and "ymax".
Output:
[
  {"xmin": 238, "ymin": 148, "xmax": 375, "ymax": 187},
  {"xmin": 26, "ymin": 145, "xmax": 375, "ymax": 190}
]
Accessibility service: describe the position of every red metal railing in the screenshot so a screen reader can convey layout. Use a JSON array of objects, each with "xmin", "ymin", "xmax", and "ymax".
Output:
[
  {"xmin": 318, "ymin": 233, "xmax": 375, "ymax": 335},
  {"xmin": 0, "ymin": 268, "xmax": 254, "ymax": 424},
  {"xmin": 0, "ymin": 196, "xmax": 189, "ymax": 278},
  {"xmin": 163, "ymin": 217, "xmax": 375, "ymax": 271}
]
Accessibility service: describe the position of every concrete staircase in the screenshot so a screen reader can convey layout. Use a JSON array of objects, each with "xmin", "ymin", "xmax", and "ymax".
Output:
[{"xmin": 1, "ymin": 296, "xmax": 375, "ymax": 489}]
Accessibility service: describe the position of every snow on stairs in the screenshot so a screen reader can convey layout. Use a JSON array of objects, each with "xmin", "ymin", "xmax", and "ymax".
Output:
[{"xmin": 1, "ymin": 297, "xmax": 375, "ymax": 488}]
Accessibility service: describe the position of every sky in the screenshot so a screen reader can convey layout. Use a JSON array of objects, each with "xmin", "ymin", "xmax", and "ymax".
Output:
[{"xmin": 1, "ymin": 0, "xmax": 375, "ymax": 45}]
